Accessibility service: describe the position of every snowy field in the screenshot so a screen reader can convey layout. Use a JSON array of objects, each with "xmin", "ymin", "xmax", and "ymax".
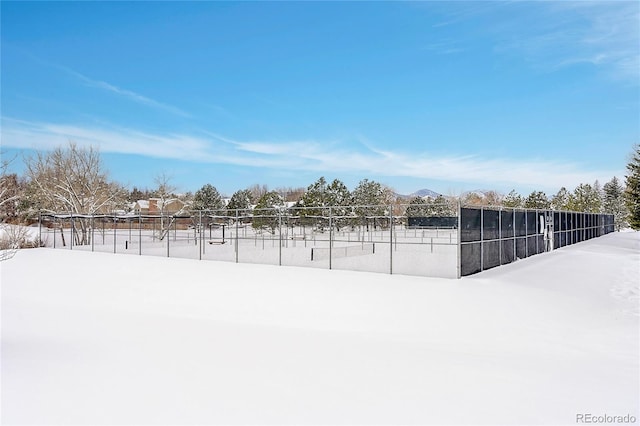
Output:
[{"xmin": 1, "ymin": 231, "xmax": 638, "ymax": 425}]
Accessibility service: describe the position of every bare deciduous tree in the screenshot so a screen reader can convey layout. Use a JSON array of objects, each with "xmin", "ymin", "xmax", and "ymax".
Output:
[
  {"xmin": 152, "ymin": 172, "xmax": 180, "ymax": 240},
  {"xmin": 275, "ymin": 186, "xmax": 305, "ymax": 202},
  {"xmin": 248, "ymin": 184, "xmax": 269, "ymax": 202},
  {"xmin": 25, "ymin": 142, "xmax": 125, "ymax": 245}
]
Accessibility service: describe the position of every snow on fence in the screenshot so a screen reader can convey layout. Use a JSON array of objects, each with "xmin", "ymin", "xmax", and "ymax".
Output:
[{"xmin": 36, "ymin": 203, "xmax": 615, "ymax": 279}]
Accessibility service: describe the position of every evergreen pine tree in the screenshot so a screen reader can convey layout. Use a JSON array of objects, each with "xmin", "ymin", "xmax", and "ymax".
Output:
[
  {"xmin": 298, "ymin": 177, "xmax": 329, "ymax": 230},
  {"xmin": 568, "ymin": 184, "xmax": 589, "ymax": 212},
  {"xmin": 625, "ymin": 144, "xmax": 640, "ymax": 229},
  {"xmin": 569, "ymin": 183, "xmax": 602, "ymax": 213},
  {"xmin": 591, "ymin": 180, "xmax": 603, "ymax": 213},
  {"xmin": 191, "ymin": 184, "xmax": 223, "ymax": 212},
  {"xmin": 502, "ymin": 190, "xmax": 524, "ymax": 208},
  {"xmin": 524, "ymin": 191, "xmax": 550, "ymax": 209},
  {"xmin": 603, "ymin": 177, "xmax": 628, "ymax": 231},
  {"xmin": 128, "ymin": 186, "xmax": 153, "ymax": 203},
  {"xmin": 299, "ymin": 177, "xmax": 327, "ymax": 209},
  {"xmin": 226, "ymin": 189, "xmax": 253, "ymax": 211},
  {"xmin": 252, "ymin": 191, "xmax": 284, "ymax": 233},
  {"xmin": 351, "ymin": 179, "xmax": 387, "ymax": 219},
  {"xmin": 406, "ymin": 197, "xmax": 429, "ymax": 217},
  {"xmin": 551, "ymin": 187, "xmax": 571, "ymax": 211},
  {"xmin": 430, "ymin": 195, "xmax": 455, "ymax": 216},
  {"xmin": 298, "ymin": 177, "xmax": 352, "ymax": 229},
  {"xmin": 325, "ymin": 179, "xmax": 350, "ymax": 206},
  {"xmin": 326, "ymin": 179, "xmax": 351, "ymax": 229},
  {"xmin": 351, "ymin": 179, "xmax": 384, "ymax": 206}
]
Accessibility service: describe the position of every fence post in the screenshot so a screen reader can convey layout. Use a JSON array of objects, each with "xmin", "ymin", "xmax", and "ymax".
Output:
[
  {"xmin": 199, "ymin": 211, "xmax": 202, "ymax": 261},
  {"xmin": 203, "ymin": 212, "xmax": 207, "ymax": 255},
  {"xmin": 512, "ymin": 208, "xmax": 516, "ymax": 261},
  {"xmin": 499, "ymin": 207, "xmax": 502, "ymax": 265},
  {"xmin": 167, "ymin": 215, "xmax": 170, "ymax": 258},
  {"xmin": 480, "ymin": 207, "xmax": 483, "ymax": 272},
  {"xmin": 536, "ymin": 210, "xmax": 539, "ymax": 254},
  {"xmin": 70, "ymin": 212, "xmax": 74, "ymax": 251},
  {"xmin": 558, "ymin": 210, "xmax": 562, "ymax": 247},
  {"xmin": 329, "ymin": 207, "xmax": 333, "ymax": 270},
  {"xmin": 457, "ymin": 201, "xmax": 461, "ymax": 279},
  {"xmin": 278, "ymin": 208, "xmax": 282, "ymax": 266},
  {"xmin": 38, "ymin": 211, "xmax": 42, "ymax": 247},
  {"xmin": 235, "ymin": 209, "xmax": 239, "ymax": 263},
  {"xmin": 524, "ymin": 209, "xmax": 528, "ymax": 257},
  {"xmin": 194, "ymin": 220, "xmax": 198, "ymax": 245},
  {"xmin": 567, "ymin": 212, "xmax": 576, "ymax": 244},
  {"xmin": 113, "ymin": 215, "xmax": 117, "ymax": 254},
  {"xmin": 139, "ymin": 214, "xmax": 142, "ymax": 255},
  {"xmin": 389, "ymin": 205, "xmax": 393, "ymax": 275}
]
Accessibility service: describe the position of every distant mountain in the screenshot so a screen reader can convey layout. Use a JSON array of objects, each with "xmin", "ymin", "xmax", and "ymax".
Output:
[
  {"xmin": 395, "ymin": 188, "xmax": 441, "ymax": 199},
  {"xmin": 409, "ymin": 188, "xmax": 441, "ymax": 198}
]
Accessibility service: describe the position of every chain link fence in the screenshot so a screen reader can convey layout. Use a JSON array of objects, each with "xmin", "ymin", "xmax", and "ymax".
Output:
[
  {"xmin": 39, "ymin": 203, "xmax": 459, "ymax": 278},
  {"xmin": 38, "ymin": 203, "xmax": 615, "ymax": 279}
]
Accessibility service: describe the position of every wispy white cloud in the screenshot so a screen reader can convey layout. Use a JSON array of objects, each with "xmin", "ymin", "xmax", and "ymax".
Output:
[
  {"xmin": 424, "ymin": 1, "xmax": 638, "ymax": 83},
  {"xmin": 2, "ymin": 117, "xmax": 210, "ymax": 162},
  {"xmin": 422, "ymin": 39, "xmax": 465, "ymax": 55},
  {"xmin": 17, "ymin": 48, "xmax": 191, "ymax": 117},
  {"xmin": 59, "ymin": 66, "xmax": 191, "ymax": 117},
  {"xmin": 1, "ymin": 117, "xmax": 620, "ymax": 191},
  {"xmin": 430, "ymin": 2, "xmax": 505, "ymax": 28},
  {"xmin": 495, "ymin": 1, "xmax": 639, "ymax": 82}
]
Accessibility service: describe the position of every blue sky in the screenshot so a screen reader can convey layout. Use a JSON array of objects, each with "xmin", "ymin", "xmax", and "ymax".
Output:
[{"xmin": 1, "ymin": 1, "xmax": 638, "ymax": 197}]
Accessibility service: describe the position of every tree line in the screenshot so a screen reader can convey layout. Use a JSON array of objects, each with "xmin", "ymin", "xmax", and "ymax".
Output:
[{"xmin": 1, "ymin": 143, "xmax": 639, "ymax": 233}]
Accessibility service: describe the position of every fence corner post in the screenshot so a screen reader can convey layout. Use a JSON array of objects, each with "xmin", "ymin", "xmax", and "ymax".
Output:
[
  {"xmin": 38, "ymin": 211, "xmax": 42, "ymax": 247},
  {"xmin": 329, "ymin": 206, "xmax": 333, "ymax": 270},
  {"xmin": 389, "ymin": 204, "xmax": 393, "ymax": 275},
  {"xmin": 278, "ymin": 208, "xmax": 282, "ymax": 266},
  {"xmin": 457, "ymin": 200, "xmax": 462, "ymax": 279}
]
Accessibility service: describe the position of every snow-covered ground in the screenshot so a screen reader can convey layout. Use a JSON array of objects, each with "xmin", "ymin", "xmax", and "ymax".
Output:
[{"xmin": 1, "ymin": 231, "xmax": 638, "ymax": 425}]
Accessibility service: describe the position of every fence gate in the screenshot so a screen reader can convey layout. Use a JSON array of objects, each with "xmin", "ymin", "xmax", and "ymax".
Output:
[{"xmin": 543, "ymin": 211, "xmax": 554, "ymax": 252}]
